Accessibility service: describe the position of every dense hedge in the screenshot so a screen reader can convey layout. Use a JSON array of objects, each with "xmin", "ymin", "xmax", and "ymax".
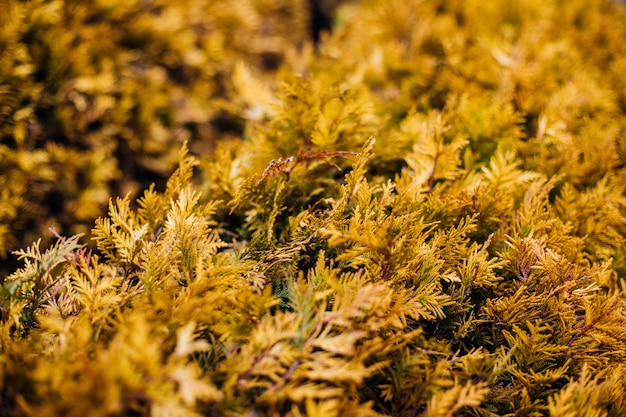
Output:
[
  {"xmin": 0, "ymin": 0, "xmax": 317, "ymax": 270},
  {"xmin": 2, "ymin": 0, "xmax": 626, "ymax": 416}
]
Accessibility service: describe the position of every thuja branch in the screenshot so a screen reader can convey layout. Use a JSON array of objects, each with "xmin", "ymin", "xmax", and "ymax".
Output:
[{"xmin": 427, "ymin": 116, "xmax": 448, "ymax": 194}]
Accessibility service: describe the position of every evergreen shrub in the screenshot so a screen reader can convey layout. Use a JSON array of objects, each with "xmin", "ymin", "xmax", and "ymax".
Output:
[
  {"xmin": 0, "ymin": 0, "xmax": 310, "ymax": 267},
  {"xmin": 2, "ymin": 0, "xmax": 626, "ymax": 415}
]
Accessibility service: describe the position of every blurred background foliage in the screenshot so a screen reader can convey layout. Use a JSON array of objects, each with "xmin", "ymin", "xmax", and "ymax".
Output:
[
  {"xmin": 2, "ymin": 0, "xmax": 626, "ymax": 276},
  {"xmin": 0, "ymin": 0, "xmax": 344, "ymax": 273}
]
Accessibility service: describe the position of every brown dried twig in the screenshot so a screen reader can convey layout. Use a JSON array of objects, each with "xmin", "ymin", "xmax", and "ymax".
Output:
[{"xmin": 255, "ymin": 149, "xmax": 357, "ymax": 183}]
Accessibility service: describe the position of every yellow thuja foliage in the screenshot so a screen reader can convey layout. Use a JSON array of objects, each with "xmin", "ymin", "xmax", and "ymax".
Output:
[
  {"xmin": 0, "ymin": 0, "xmax": 310, "ymax": 268},
  {"xmin": 3, "ymin": 0, "xmax": 626, "ymax": 416}
]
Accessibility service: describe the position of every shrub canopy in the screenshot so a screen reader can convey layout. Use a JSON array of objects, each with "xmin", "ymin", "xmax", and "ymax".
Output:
[{"xmin": 2, "ymin": 0, "xmax": 626, "ymax": 416}]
